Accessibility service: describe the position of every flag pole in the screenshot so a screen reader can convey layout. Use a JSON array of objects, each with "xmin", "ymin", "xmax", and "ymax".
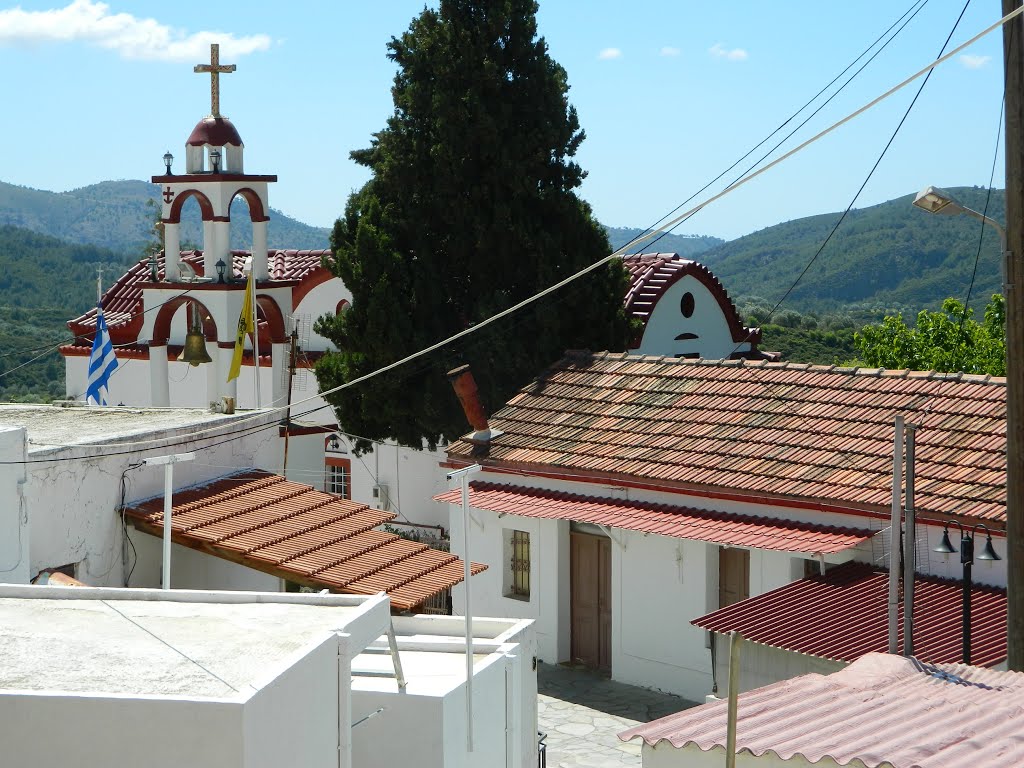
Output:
[{"xmin": 252, "ymin": 268, "xmax": 261, "ymax": 408}]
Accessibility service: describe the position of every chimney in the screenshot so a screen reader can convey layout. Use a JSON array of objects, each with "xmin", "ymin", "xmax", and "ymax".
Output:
[{"xmin": 447, "ymin": 364, "xmax": 500, "ymax": 443}]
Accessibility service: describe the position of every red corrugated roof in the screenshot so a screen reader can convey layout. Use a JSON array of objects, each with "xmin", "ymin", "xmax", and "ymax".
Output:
[
  {"xmin": 124, "ymin": 470, "xmax": 485, "ymax": 611},
  {"xmin": 66, "ymin": 249, "xmax": 330, "ymax": 344},
  {"xmin": 447, "ymin": 351, "xmax": 1007, "ymax": 524},
  {"xmin": 433, "ymin": 482, "xmax": 873, "ymax": 554},
  {"xmin": 620, "ymin": 652, "xmax": 1024, "ymax": 768},
  {"xmin": 692, "ymin": 561, "xmax": 1006, "ymax": 667}
]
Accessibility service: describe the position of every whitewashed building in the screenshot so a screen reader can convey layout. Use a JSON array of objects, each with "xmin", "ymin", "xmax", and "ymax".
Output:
[
  {"xmin": 0, "ymin": 583, "xmax": 537, "ymax": 768},
  {"xmin": 438, "ymin": 352, "xmax": 1007, "ymax": 702}
]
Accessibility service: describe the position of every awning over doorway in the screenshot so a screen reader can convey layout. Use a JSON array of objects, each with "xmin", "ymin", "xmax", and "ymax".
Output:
[
  {"xmin": 692, "ymin": 561, "xmax": 1007, "ymax": 667},
  {"xmin": 433, "ymin": 482, "xmax": 874, "ymax": 555},
  {"xmin": 126, "ymin": 470, "xmax": 485, "ymax": 611}
]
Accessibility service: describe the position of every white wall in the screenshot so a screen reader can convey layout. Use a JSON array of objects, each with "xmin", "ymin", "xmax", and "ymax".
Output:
[
  {"xmin": 244, "ymin": 634, "xmax": 339, "ymax": 768},
  {"xmin": 127, "ymin": 533, "xmax": 282, "ymax": 592},
  {"xmin": 441, "ymin": 652, "xmax": 514, "ymax": 768},
  {"xmin": 613, "ymin": 531, "xmax": 716, "ymax": 699},
  {"xmin": 0, "ymin": 692, "xmax": 244, "ymax": 768},
  {"xmin": 0, "ymin": 426, "xmax": 29, "ymax": 584},
  {"xmin": 711, "ymin": 635, "xmax": 845, "ymax": 695},
  {"xmin": 635, "ymin": 274, "xmax": 751, "ymax": 359},
  {"xmin": 348, "ymin": 439, "xmax": 451, "ymax": 529},
  {"xmin": 450, "ymin": 506, "xmax": 568, "ymax": 665},
  {"xmin": 23, "ymin": 413, "xmax": 288, "ymax": 587},
  {"xmin": 353, "ymin": 689, "xmax": 445, "ymax": 768}
]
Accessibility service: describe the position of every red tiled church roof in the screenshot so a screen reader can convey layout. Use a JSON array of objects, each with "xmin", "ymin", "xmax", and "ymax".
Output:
[
  {"xmin": 124, "ymin": 470, "xmax": 485, "ymax": 611},
  {"xmin": 65, "ymin": 249, "xmax": 330, "ymax": 345},
  {"xmin": 447, "ymin": 351, "xmax": 1007, "ymax": 525},
  {"xmin": 692, "ymin": 561, "xmax": 1007, "ymax": 667},
  {"xmin": 621, "ymin": 253, "xmax": 764, "ymax": 352},
  {"xmin": 433, "ymin": 482, "xmax": 874, "ymax": 554}
]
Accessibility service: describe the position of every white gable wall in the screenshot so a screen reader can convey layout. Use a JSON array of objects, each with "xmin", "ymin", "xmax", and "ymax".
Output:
[
  {"xmin": 0, "ymin": 426, "xmax": 29, "ymax": 584},
  {"xmin": 635, "ymin": 275, "xmax": 751, "ymax": 359}
]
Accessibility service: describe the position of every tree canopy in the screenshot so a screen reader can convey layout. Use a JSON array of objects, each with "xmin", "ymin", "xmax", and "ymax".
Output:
[
  {"xmin": 853, "ymin": 294, "xmax": 1006, "ymax": 376},
  {"xmin": 315, "ymin": 0, "xmax": 633, "ymax": 452}
]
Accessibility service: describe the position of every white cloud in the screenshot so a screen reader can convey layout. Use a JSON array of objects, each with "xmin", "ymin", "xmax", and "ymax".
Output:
[
  {"xmin": 598, "ymin": 47, "xmax": 622, "ymax": 60},
  {"xmin": 709, "ymin": 42, "xmax": 748, "ymax": 62},
  {"xmin": 0, "ymin": 0, "xmax": 271, "ymax": 62},
  {"xmin": 660, "ymin": 46, "xmax": 680, "ymax": 57},
  {"xmin": 960, "ymin": 54, "xmax": 991, "ymax": 70}
]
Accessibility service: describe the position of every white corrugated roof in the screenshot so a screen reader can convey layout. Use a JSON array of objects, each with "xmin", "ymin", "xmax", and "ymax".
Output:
[{"xmin": 620, "ymin": 652, "xmax": 1024, "ymax": 768}]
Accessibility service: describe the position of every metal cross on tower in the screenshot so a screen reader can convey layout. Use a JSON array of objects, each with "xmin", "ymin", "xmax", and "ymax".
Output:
[{"xmin": 194, "ymin": 43, "xmax": 236, "ymax": 118}]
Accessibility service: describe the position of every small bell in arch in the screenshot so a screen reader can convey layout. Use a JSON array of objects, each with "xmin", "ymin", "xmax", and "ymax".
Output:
[{"xmin": 178, "ymin": 303, "xmax": 213, "ymax": 366}]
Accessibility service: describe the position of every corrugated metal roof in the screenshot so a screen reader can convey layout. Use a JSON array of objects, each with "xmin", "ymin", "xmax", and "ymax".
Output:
[
  {"xmin": 124, "ymin": 470, "xmax": 485, "ymax": 611},
  {"xmin": 447, "ymin": 351, "xmax": 1007, "ymax": 524},
  {"xmin": 619, "ymin": 652, "xmax": 1024, "ymax": 768},
  {"xmin": 692, "ymin": 561, "xmax": 1006, "ymax": 667},
  {"xmin": 433, "ymin": 482, "xmax": 874, "ymax": 554}
]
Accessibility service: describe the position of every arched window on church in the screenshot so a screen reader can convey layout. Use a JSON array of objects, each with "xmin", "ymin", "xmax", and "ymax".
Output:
[{"xmin": 336, "ymin": 299, "xmax": 351, "ymax": 315}]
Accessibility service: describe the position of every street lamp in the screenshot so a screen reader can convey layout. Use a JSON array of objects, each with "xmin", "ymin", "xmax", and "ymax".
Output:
[
  {"xmin": 215, "ymin": 258, "xmax": 227, "ymax": 284},
  {"xmin": 913, "ymin": 186, "xmax": 1008, "ymax": 286},
  {"xmin": 933, "ymin": 521, "xmax": 1001, "ymax": 664},
  {"xmin": 163, "ymin": 151, "xmax": 174, "ymax": 175}
]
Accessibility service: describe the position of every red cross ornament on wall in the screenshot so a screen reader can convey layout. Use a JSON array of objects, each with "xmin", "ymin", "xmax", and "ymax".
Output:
[{"xmin": 163, "ymin": 187, "xmax": 174, "ymax": 203}]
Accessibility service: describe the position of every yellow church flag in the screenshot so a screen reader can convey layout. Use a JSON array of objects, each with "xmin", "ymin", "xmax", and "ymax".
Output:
[{"xmin": 228, "ymin": 270, "xmax": 255, "ymax": 382}]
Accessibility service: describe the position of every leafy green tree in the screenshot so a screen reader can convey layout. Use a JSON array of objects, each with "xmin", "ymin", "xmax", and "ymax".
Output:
[
  {"xmin": 315, "ymin": 0, "xmax": 633, "ymax": 452},
  {"xmin": 853, "ymin": 294, "xmax": 1005, "ymax": 375}
]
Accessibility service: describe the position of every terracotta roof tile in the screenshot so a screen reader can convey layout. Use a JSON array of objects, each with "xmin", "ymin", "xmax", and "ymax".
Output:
[
  {"xmin": 448, "ymin": 353, "xmax": 1007, "ymax": 524},
  {"xmin": 433, "ymin": 483, "xmax": 873, "ymax": 554},
  {"xmin": 125, "ymin": 471, "xmax": 485, "ymax": 610}
]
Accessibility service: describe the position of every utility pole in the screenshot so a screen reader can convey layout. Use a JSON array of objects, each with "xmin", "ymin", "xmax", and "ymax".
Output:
[{"xmin": 1004, "ymin": 0, "xmax": 1024, "ymax": 670}]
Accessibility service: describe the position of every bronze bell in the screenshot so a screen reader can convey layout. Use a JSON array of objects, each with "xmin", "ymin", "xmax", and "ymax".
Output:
[{"xmin": 178, "ymin": 304, "xmax": 213, "ymax": 366}]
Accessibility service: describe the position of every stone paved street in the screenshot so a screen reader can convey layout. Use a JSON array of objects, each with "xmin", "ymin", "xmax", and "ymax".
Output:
[{"xmin": 537, "ymin": 663, "xmax": 698, "ymax": 767}]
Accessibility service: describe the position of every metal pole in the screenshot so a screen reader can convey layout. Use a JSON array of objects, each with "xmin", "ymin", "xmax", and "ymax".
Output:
[
  {"xmin": 282, "ymin": 328, "xmax": 298, "ymax": 476},
  {"xmin": 888, "ymin": 416, "xmax": 904, "ymax": 654},
  {"xmin": 725, "ymin": 631, "xmax": 743, "ymax": 768},
  {"xmin": 1004, "ymin": 0, "xmax": 1024, "ymax": 671},
  {"xmin": 144, "ymin": 452, "xmax": 195, "ymax": 589},
  {"xmin": 447, "ymin": 463, "xmax": 481, "ymax": 753},
  {"xmin": 902, "ymin": 425, "xmax": 917, "ymax": 656},
  {"xmin": 252, "ymin": 273, "xmax": 261, "ymax": 409},
  {"xmin": 962, "ymin": 528, "xmax": 975, "ymax": 664}
]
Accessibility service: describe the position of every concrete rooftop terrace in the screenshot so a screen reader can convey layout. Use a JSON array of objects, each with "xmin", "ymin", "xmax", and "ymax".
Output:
[
  {"xmin": 0, "ymin": 585, "xmax": 386, "ymax": 699},
  {"xmin": 0, "ymin": 404, "xmax": 275, "ymax": 453}
]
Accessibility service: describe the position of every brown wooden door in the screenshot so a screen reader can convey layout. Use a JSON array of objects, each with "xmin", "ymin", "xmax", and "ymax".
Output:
[
  {"xmin": 571, "ymin": 531, "xmax": 611, "ymax": 671},
  {"xmin": 719, "ymin": 547, "xmax": 750, "ymax": 608}
]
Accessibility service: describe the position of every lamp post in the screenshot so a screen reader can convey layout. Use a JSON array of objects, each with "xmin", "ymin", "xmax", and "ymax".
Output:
[
  {"xmin": 163, "ymin": 151, "xmax": 174, "ymax": 175},
  {"xmin": 933, "ymin": 521, "xmax": 1001, "ymax": 664},
  {"xmin": 913, "ymin": 186, "xmax": 1008, "ymax": 288},
  {"xmin": 215, "ymin": 258, "xmax": 227, "ymax": 284},
  {"xmin": 209, "ymin": 149, "xmax": 221, "ymax": 174}
]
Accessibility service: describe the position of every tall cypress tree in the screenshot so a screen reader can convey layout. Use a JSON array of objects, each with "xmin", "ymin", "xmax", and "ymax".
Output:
[{"xmin": 315, "ymin": 0, "xmax": 633, "ymax": 452}]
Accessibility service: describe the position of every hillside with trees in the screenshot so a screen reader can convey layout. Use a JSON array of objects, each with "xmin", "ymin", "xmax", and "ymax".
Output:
[
  {"xmin": 0, "ymin": 179, "xmax": 330, "ymax": 253},
  {"xmin": 704, "ymin": 187, "xmax": 1005, "ymax": 315},
  {"xmin": 0, "ymin": 225, "xmax": 135, "ymax": 401}
]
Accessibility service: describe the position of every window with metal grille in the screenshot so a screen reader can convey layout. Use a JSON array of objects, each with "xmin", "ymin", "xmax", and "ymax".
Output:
[
  {"xmin": 510, "ymin": 530, "xmax": 530, "ymax": 598},
  {"xmin": 326, "ymin": 458, "xmax": 351, "ymax": 499}
]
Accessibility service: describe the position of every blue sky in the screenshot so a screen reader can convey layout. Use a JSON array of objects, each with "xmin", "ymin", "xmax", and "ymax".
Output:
[{"xmin": 0, "ymin": 0, "xmax": 1009, "ymax": 240}]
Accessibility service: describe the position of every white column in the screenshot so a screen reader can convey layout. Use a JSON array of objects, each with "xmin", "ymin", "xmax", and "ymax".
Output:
[
  {"xmin": 150, "ymin": 343, "xmax": 170, "ymax": 407},
  {"xmin": 206, "ymin": 341, "xmax": 219, "ymax": 406},
  {"xmin": 253, "ymin": 219, "xmax": 269, "ymax": 280},
  {"xmin": 218, "ymin": 342, "xmax": 237, "ymax": 404},
  {"xmin": 164, "ymin": 223, "xmax": 181, "ymax": 282},
  {"xmin": 271, "ymin": 341, "xmax": 289, "ymax": 407},
  {"xmin": 202, "ymin": 220, "xmax": 216, "ymax": 271},
  {"xmin": 208, "ymin": 221, "xmax": 230, "ymax": 277}
]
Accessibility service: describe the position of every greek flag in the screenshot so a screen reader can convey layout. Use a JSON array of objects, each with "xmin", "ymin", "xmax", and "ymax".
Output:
[{"xmin": 86, "ymin": 305, "xmax": 118, "ymax": 406}]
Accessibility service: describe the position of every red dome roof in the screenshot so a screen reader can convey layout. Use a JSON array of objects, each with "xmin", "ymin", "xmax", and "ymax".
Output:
[{"xmin": 186, "ymin": 116, "xmax": 243, "ymax": 147}]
